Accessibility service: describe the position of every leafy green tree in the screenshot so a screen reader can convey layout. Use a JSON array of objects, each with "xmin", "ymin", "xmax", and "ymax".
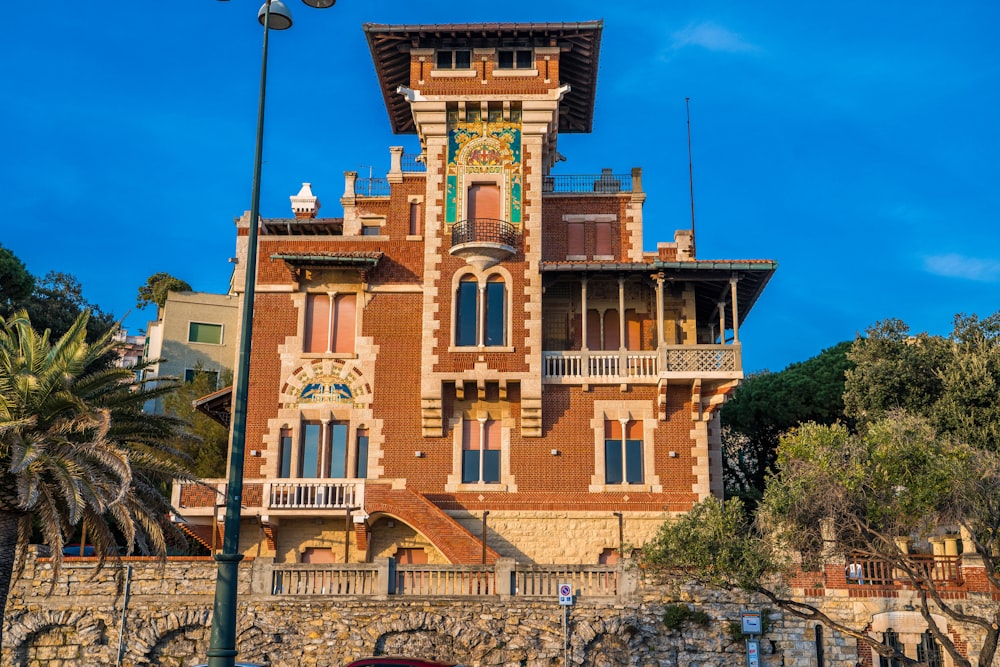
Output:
[
  {"xmin": 844, "ymin": 319, "xmax": 951, "ymax": 427},
  {"xmin": 0, "ymin": 244, "xmax": 34, "ymax": 312},
  {"xmin": 19, "ymin": 271, "xmax": 116, "ymax": 341},
  {"xmin": 136, "ymin": 272, "xmax": 192, "ymax": 312},
  {"xmin": 162, "ymin": 367, "xmax": 230, "ymax": 479},
  {"xmin": 0, "ymin": 310, "xmax": 195, "ymax": 646},
  {"xmin": 845, "ymin": 313, "xmax": 1000, "ymax": 452},
  {"xmin": 722, "ymin": 341, "xmax": 852, "ymax": 501},
  {"xmin": 644, "ymin": 415, "xmax": 1000, "ymax": 667}
]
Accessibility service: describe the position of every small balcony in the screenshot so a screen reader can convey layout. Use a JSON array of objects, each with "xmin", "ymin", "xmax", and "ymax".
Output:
[
  {"xmin": 449, "ymin": 218, "xmax": 518, "ymax": 270},
  {"xmin": 542, "ymin": 344, "xmax": 741, "ymax": 384},
  {"xmin": 174, "ymin": 479, "xmax": 365, "ymax": 517}
]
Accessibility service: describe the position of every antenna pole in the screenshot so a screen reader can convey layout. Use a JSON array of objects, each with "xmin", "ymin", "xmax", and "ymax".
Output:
[{"xmin": 686, "ymin": 97, "xmax": 697, "ymax": 256}]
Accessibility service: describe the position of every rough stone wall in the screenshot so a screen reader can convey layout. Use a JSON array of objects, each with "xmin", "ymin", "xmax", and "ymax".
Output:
[{"xmin": 5, "ymin": 553, "xmax": 994, "ymax": 667}]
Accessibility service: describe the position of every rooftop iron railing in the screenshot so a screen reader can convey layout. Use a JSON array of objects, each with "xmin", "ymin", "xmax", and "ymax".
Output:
[
  {"xmin": 401, "ymin": 153, "xmax": 427, "ymax": 172},
  {"xmin": 543, "ymin": 173, "xmax": 632, "ymax": 194},
  {"xmin": 356, "ymin": 177, "xmax": 391, "ymax": 197}
]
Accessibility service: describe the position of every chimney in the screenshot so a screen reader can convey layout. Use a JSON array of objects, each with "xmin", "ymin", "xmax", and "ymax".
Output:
[{"xmin": 290, "ymin": 183, "xmax": 321, "ymax": 219}]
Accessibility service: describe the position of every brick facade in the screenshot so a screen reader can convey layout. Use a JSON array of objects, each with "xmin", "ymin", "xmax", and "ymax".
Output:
[{"xmin": 174, "ymin": 21, "xmax": 776, "ymax": 567}]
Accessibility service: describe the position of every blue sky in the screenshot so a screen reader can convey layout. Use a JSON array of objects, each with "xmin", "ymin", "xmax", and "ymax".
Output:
[{"xmin": 2, "ymin": 1, "xmax": 997, "ymax": 373}]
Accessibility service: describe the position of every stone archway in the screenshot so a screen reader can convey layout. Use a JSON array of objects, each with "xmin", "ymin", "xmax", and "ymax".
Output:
[
  {"xmin": 571, "ymin": 614, "xmax": 644, "ymax": 667},
  {"xmin": 365, "ymin": 612, "xmax": 481, "ymax": 663},
  {"xmin": 6, "ymin": 609, "xmax": 107, "ymax": 667}
]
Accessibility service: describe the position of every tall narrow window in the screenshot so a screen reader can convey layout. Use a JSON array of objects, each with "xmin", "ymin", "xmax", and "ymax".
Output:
[
  {"xmin": 461, "ymin": 419, "xmax": 480, "ymax": 483},
  {"xmin": 625, "ymin": 309, "xmax": 643, "ymax": 351},
  {"xmin": 603, "ymin": 309, "xmax": 621, "ymax": 350},
  {"xmin": 328, "ymin": 422, "xmax": 348, "ymax": 478},
  {"xmin": 604, "ymin": 419, "xmax": 643, "ymax": 484},
  {"xmin": 567, "ymin": 222, "xmax": 585, "ymax": 256},
  {"xmin": 483, "ymin": 419, "xmax": 501, "ymax": 483},
  {"xmin": 304, "ymin": 293, "xmax": 356, "ymax": 354},
  {"xmin": 917, "ymin": 632, "xmax": 942, "ymax": 667},
  {"xmin": 332, "ymin": 294, "xmax": 355, "ymax": 354},
  {"xmin": 455, "ymin": 278, "xmax": 478, "ymax": 347},
  {"xmin": 304, "ymin": 294, "xmax": 330, "ymax": 353},
  {"xmin": 462, "ymin": 418, "xmax": 500, "ymax": 484},
  {"xmin": 409, "ymin": 201, "xmax": 423, "ymax": 235},
  {"xmin": 300, "ymin": 421, "xmax": 322, "ymax": 478},
  {"xmin": 879, "ymin": 629, "xmax": 903, "ymax": 667},
  {"xmin": 484, "ymin": 278, "xmax": 506, "ymax": 346},
  {"xmin": 279, "ymin": 428, "xmax": 293, "ymax": 478},
  {"xmin": 595, "ymin": 222, "xmax": 612, "ymax": 256},
  {"xmin": 355, "ymin": 428, "xmax": 369, "ymax": 478}
]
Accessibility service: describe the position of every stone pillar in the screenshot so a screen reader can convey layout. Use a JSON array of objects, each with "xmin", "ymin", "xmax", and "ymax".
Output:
[
  {"xmin": 618, "ymin": 557, "xmax": 638, "ymax": 599},
  {"xmin": 375, "ymin": 557, "xmax": 393, "ymax": 597},
  {"xmin": 250, "ymin": 557, "xmax": 275, "ymax": 595},
  {"xmin": 388, "ymin": 146, "xmax": 404, "ymax": 183},
  {"xmin": 495, "ymin": 558, "xmax": 515, "ymax": 598}
]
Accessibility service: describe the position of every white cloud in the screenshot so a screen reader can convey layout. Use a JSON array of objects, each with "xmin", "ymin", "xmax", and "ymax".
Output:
[
  {"xmin": 667, "ymin": 22, "xmax": 759, "ymax": 54},
  {"xmin": 924, "ymin": 253, "xmax": 1000, "ymax": 282}
]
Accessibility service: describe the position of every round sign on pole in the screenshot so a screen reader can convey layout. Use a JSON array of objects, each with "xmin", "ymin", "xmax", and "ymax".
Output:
[{"xmin": 558, "ymin": 582, "xmax": 573, "ymax": 605}]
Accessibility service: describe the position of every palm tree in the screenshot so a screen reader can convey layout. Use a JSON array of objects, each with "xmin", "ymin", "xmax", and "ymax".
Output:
[{"xmin": 0, "ymin": 310, "xmax": 195, "ymax": 646}]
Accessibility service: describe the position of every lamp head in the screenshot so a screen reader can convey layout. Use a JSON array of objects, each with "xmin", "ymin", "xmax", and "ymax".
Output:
[
  {"xmin": 302, "ymin": 0, "xmax": 335, "ymax": 6},
  {"xmin": 258, "ymin": 0, "xmax": 293, "ymax": 29}
]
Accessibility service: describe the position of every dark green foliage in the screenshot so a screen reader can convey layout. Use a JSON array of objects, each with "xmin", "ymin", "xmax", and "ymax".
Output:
[
  {"xmin": 722, "ymin": 341, "xmax": 852, "ymax": 500},
  {"xmin": 162, "ymin": 367, "xmax": 230, "ymax": 479},
  {"xmin": 844, "ymin": 319, "xmax": 950, "ymax": 426},
  {"xmin": 662, "ymin": 603, "xmax": 711, "ymax": 631},
  {"xmin": 0, "ymin": 244, "xmax": 34, "ymax": 310},
  {"xmin": 845, "ymin": 313, "xmax": 1000, "ymax": 453},
  {"xmin": 0, "ymin": 310, "xmax": 197, "ymax": 645},
  {"xmin": 136, "ymin": 272, "xmax": 192, "ymax": 311},
  {"xmin": 18, "ymin": 271, "xmax": 115, "ymax": 341}
]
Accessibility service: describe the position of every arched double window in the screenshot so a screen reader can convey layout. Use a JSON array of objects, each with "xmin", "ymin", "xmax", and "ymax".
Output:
[{"xmin": 455, "ymin": 274, "xmax": 506, "ymax": 347}]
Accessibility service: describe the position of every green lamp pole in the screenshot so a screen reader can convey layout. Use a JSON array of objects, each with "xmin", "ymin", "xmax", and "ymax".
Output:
[{"xmin": 206, "ymin": 1, "xmax": 335, "ymax": 666}]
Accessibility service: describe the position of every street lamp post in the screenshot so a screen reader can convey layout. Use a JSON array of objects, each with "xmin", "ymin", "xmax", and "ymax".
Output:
[{"xmin": 206, "ymin": 2, "xmax": 334, "ymax": 665}]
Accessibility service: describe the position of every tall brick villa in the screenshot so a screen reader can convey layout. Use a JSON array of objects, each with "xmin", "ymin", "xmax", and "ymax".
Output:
[{"xmin": 173, "ymin": 21, "xmax": 776, "ymax": 566}]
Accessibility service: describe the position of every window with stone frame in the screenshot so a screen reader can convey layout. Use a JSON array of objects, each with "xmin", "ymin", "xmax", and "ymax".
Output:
[
  {"xmin": 462, "ymin": 417, "xmax": 501, "ymax": 484},
  {"xmin": 917, "ymin": 632, "xmax": 942, "ymax": 667},
  {"xmin": 436, "ymin": 49, "xmax": 471, "ymax": 69},
  {"xmin": 879, "ymin": 629, "xmax": 904, "ymax": 667},
  {"xmin": 454, "ymin": 274, "xmax": 507, "ymax": 347},
  {"xmin": 604, "ymin": 419, "xmax": 643, "ymax": 485},
  {"xmin": 497, "ymin": 48, "xmax": 533, "ymax": 69},
  {"xmin": 304, "ymin": 292, "xmax": 356, "ymax": 354}
]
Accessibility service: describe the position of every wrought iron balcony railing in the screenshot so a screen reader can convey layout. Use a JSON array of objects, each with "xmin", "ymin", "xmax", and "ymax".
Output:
[{"xmin": 451, "ymin": 218, "xmax": 518, "ymax": 248}]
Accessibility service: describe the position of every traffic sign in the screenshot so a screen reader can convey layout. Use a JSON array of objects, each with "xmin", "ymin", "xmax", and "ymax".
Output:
[{"xmin": 558, "ymin": 583, "xmax": 573, "ymax": 605}]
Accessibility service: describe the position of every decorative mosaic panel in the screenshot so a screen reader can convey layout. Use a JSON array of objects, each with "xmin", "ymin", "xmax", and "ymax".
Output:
[
  {"xmin": 280, "ymin": 359, "xmax": 370, "ymax": 409},
  {"xmin": 445, "ymin": 119, "xmax": 522, "ymax": 225}
]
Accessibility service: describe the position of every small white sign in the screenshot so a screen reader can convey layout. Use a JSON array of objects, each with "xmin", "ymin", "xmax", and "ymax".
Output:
[
  {"xmin": 558, "ymin": 583, "xmax": 573, "ymax": 606},
  {"xmin": 741, "ymin": 610, "xmax": 762, "ymax": 635}
]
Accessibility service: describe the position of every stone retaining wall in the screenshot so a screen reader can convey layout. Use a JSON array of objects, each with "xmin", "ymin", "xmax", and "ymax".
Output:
[{"xmin": 2, "ymin": 551, "xmax": 993, "ymax": 666}]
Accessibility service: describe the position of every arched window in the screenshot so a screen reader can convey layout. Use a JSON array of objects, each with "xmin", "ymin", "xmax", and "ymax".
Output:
[
  {"xmin": 454, "ymin": 274, "xmax": 507, "ymax": 347},
  {"xmin": 455, "ymin": 277, "xmax": 478, "ymax": 346},
  {"xmin": 484, "ymin": 276, "xmax": 506, "ymax": 346}
]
